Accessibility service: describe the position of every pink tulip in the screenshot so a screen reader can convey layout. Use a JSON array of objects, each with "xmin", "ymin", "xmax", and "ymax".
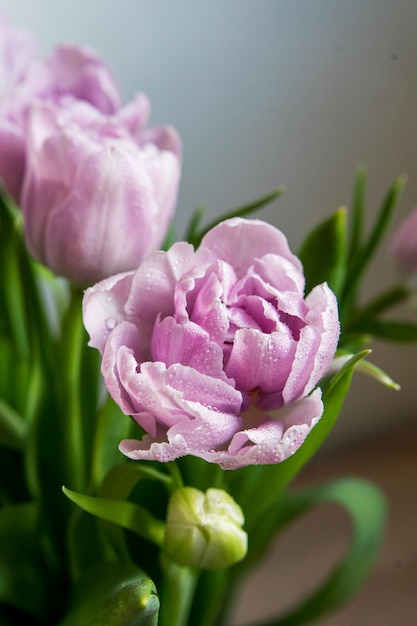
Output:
[
  {"xmin": 0, "ymin": 15, "xmax": 37, "ymax": 199},
  {"xmin": 391, "ymin": 207, "xmax": 417, "ymax": 278},
  {"xmin": 83, "ymin": 218, "xmax": 340, "ymax": 469},
  {"xmin": 22, "ymin": 97, "xmax": 181, "ymax": 285},
  {"xmin": 0, "ymin": 30, "xmax": 122, "ymax": 201}
]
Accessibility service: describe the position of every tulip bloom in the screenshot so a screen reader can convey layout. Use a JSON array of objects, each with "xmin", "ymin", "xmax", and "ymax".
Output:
[
  {"xmin": 0, "ymin": 34, "xmax": 122, "ymax": 202},
  {"xmin": 83, "ymin": 218, "xmax": 340, "ymax": 469},
  {"xmin": 0, "ymin": 16, "xmax": 37, "ymax": 200},
  {"xmin": 391, "ymin": 207, "xmax": 417, "ymax": 279},
  {"xmin": 21, "ymin": 97, "xmax": 181, "ymax": 285}
]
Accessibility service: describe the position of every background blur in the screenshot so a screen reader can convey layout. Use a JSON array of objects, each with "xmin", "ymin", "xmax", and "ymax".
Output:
[{"xmin": 2, "ymin": 0, "xmax": 417, "ymax": 450}]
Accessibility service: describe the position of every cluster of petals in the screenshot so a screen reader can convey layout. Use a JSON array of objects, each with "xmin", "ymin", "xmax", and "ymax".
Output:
[
  {"xmin": 83, "ymin": 218, "xmax": 340, "ymax": 469},
  {"xmin": 0, "ymin": 16, "xmax": 181, "ymax": 285}
]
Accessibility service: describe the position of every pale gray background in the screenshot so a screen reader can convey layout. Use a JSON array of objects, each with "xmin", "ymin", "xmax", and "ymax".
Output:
[{"xmin": 2, "ymin": 0, "xmax": 417, "ymax": 450}]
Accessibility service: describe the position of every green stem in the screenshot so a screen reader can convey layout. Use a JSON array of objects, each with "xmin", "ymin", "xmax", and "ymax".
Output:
[
  {"xmin": 61, "ymin": 288, "xmax": 87, "ymax": 492},
  {"xmin": 159, "ymin": 558, "xmax": 199, "ymax": 626},
  {"xmin": 167, "ymin": 461, "xmax": 184, "ymax": 492},
  {"xmin": 191, "ymin": 569, "xmax": 234, "ymax": 626}
]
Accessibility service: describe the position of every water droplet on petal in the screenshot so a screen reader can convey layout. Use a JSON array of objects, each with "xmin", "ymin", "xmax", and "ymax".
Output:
[{"xmin": 106, "ymin": 317, "xmax": 117, "ymax": 330}]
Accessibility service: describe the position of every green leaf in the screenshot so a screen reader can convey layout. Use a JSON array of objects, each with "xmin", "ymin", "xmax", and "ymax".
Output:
[
  {"xmin": 100, "ymin": 462, "xmax": 172, "ymax": 501},
  {"xmin": 297, "ymin": 207, "xmax": 348, "ymax": 298},
  {"xmin": 0, "ymin": 188, "xmax": 54, "ymax": 365},
  {"xmin": 0, "ymin": 503, "xmax": 53, "ymax": 622},
  {"xmin": 97, "ymin": 463, "xmax": 172, "ymax": 560},
  {"xmin": 190, "ymin": 187, "xmax": 286, "ymax": 248},
  {"xmin": 348, "ymin": 166, "xmax": 367, "ymax": 262},
  {"xmin": 352, "ymin": 284, "xmax": 411, "ymax": 319},
  {"xmin": 0, "ymin": 399, "xmax": 26, "ymax": 449},
  {"xmin": 59, "ymin": 561, "xmax": 159, "ymax": 626},
  {"xmin": 341, "ymin": 174, "xmax": 407, "ymax": 319},
  {"xmin": 323, "ymin": 349, "xmax": 371, "ymax": 394},
  {"xmin": 250, "ymin": 478, "xmax": 386, "ymax": 626},
  {"xmin": 332, "ymin": 351, "xmax": 400, "ymax": 390},
  {"xmin": 347, "ymin": 319, "xmax": 417, "ymax": 342},
  {"xmin": 62, "ymin": 487, "xmax": 165, "ymax": 547},
  {"xmin": 66, "ymin": 463, "xmax": 172, "ymax": 581}
]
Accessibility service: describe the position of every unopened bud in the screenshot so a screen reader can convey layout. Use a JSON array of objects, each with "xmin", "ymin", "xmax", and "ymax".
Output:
[{"xmin": 163, "ymin": 487, "xmax": 247, "ymax": 570}]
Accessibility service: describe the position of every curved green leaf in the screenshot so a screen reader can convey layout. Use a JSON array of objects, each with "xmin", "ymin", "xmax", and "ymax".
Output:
[
  {"xmin": 332, "ymin": 351, "xmax": 400, "ymax": 390},
  {"xmin": 67, "ymin": 463, "xmax": 172, "ymax": 581},
  {"xmin": 62, "ymin": 487, "xmax": 165, "ymax": 547},
  {"xmin": 250, "ymin": 477, "xmax": 386, "ymax": 626}
]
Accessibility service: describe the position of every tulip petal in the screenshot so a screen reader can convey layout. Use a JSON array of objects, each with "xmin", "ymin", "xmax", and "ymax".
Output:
[
  {"xmin": 198, "ymin": 389, "xmax": 323, "ymax": 469},
  {"xmin": 200, "ymin": 218, "xmax": 303, "ymax": 278}
]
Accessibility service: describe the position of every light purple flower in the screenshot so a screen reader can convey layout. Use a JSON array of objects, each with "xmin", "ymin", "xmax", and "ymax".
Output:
[
  {"xmin": 83, "ymin": 218, "xmax": 340, "ymax": 469},
  {"xmin": 21, "ymin": 97, "xmax": 181, "ymax": 285},
  {"xmin": 0, "ymin": 32, "xmax": 121, "ymax": 201},
  {"xmin": 391, "ymin": 207, "xmax": 417, "ymax": 279},
  {"xmin": 0, "ymin": 15, "xmax": 37, "ymax": 199}
]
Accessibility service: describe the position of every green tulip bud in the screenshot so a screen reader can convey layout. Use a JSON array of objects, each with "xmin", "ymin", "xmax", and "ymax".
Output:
[
  {"xmin": 163, "ymin": 487, "xmax": 247, "ymax": 570},
  {"xmin": 59, "ymin": 561, "xmax": 159, "ymax": 626}
]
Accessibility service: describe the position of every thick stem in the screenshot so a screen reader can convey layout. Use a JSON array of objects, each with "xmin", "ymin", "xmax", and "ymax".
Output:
[
  {"xmin": 61, "ymin": 288, "xmax": 87, "ymax": 492},
  {"xmin": 158, "ymin": 558, "xmax": 198, "ymax": 626}
]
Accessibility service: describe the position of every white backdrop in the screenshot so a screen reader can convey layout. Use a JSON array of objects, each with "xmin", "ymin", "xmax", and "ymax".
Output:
[{"xmin": 2, "ymin": 0, "xmax": 417, "ymax": 449}]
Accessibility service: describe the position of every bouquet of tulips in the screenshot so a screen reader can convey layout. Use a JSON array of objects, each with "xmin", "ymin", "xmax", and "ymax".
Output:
[{"xmin": 1, "ymin": 14, "xmax": 417, "ymax": 626}]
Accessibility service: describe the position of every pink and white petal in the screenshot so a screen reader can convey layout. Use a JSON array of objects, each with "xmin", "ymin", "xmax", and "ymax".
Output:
[
  {"xmin": 116, "ymin": 355, "xmax": 242, "ymax": 433},
  {"xmin": 138, "ymin": 124, "xmax": 182, "ymax": 160},
  {"xmin": 280, "ymin": 285, "xmax": 339, "ymax": 405},
  {"xmin": 225, "ymin": 327, "xmax": 296, "ymax": 396},
  {"xmin": 101, "ymin": 322, "xmax": 147, "ymax": 414},
  {"xmin": 125, "ymin": 241, "xmax": 197, "ymax": 326},
  {"xmin": 120, "ymin": 433, "xmax": 189, "ymax": 463},
  {"xmin": 199, "ymin": 218, "xmax": 303, "ymax": 278},
  {"xmin": 151, "ymin": 316, "xmax": 227, "ymax": 380},
  {"xmin": 281, "ymin": 322, "xmax": 320, "ymax": 404},
  {"xmin": 199, "ymin": 389, "xmax": 323, "ymax": 469},
  {"xmin": 141, "ymin": 146, "xmax": 180, "ymax": 241},
  {"xmin": 43, "ymin": 140, "xmax": 163, "ymax": 285},
  {"xmin": 186, "ymin": 266, "xmax": 232, "ymax": 343},
  {"xmin": 301, "ymin": 283, "xmax": 340, "ymax": 393},
  {"xmin": 41, "ymin": 44, "xmax": 122, "ymax": 113},
  {"xmin": 120, "ymin": 408, "xmax": 242, "ymax": 463},
  {"xmin": 269, "ymin": 387, "xmax": 323, "ymax": 428},
  {"xmin": 118, "ymin": 360, "xmax": 190, "ymax": 434},
  {"xmin": 0, "ymin": 17, "xmax": 38, "ymax": 97},
  {"xmin": 252, "ymin": 254, "xmax": 305, "ymax": 294},
  {"xmin": 142, "ymin": 361, "xmax": 241, "ymax": 417},
  {"xmin": 117, "ymin": 92, "xmax": 151, "ymax": 136},
  {"xmin": 83, "ymin": 271, "xmax": 135, "ymax": 353}
]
